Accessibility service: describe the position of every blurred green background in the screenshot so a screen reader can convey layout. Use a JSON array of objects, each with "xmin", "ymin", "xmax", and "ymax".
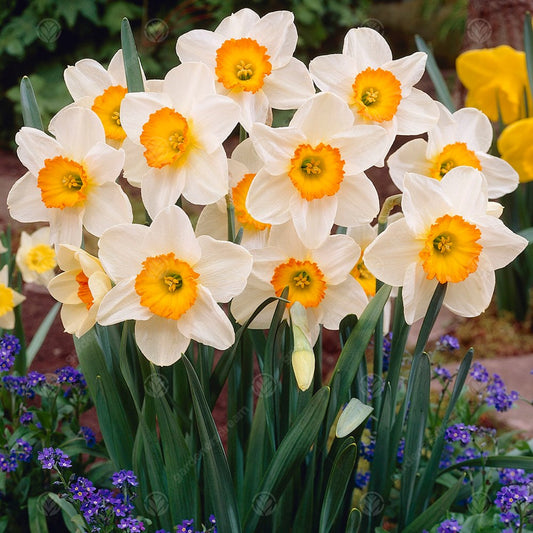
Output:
[{"xmin": 0, "ymin": 0, "xmax": 466, "ymax": 148}]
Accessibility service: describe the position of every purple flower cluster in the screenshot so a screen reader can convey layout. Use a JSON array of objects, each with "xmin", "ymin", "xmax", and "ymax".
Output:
[
  {"xmin": 437, "ymin": 518, "xmax": 462, "ymax": 532},
  {"xmin": 2, "ymin": 371, "xmax": 46, "ymax": 398},
  {"xmin": 0, "ymin": 438, "xmax": 34, "ymax": 472},
  {"xmin": 382, "ymin": 332, "xmax": 392, "ymax": 372},
  {"xmin": 354, "ymin": 471, "xmax": 370, "ymax": 489},
  {"xmin": 495, "ymin": 482, "xmax": 532, "ymax": 528},
  {"xmin": 444, "ymin": 423, "xmax": 477, "ymax": 446},
  {"xmin": 359, "ymin": 437, "xmax": 375, "ymax": 462},
  {"xmin": 112, "ymin": 470, "xmax": 139, "ymax": 489},
  {"xmin": 486, "ymin": 374, "xmax": 519, "ymax": 412},
  {"xmin": 118, "ymin": 517, "xmax": 145, "ymax": 532},
  {"xmin": 433, "ymin": 366, "xmax": 452, "ymax": 382},
  {"xmin": 37, "ymin": 447, "xmax": 72, "ymax": 469},
  {"xmin": 436, "ymin": 335, "xmax": 460, "ymax": 352},
  {"xmin": 55, "ymin": 366, "xmax": 87, "ymax": 387},
  {"xmin": 470, "ymin": 362, "xmax": 489, "ymax": 383},
  {"xmin": 163, "ymin": 515, "xmax": 217, "ymax": 533},
  {"xmin": 80, "ymin": 426, "xmax": 96, "ymax": 448},
  {"xmin": 0, "ymin": 334, "xmax": 19, "ymax": 372},
  {"xmin": 19, "ymin": 411, "xmax": 34, "ymax": 425}
]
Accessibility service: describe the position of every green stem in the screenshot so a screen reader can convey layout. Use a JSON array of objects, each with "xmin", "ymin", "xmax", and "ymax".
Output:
[{"xmin": 414, "ymin": 283, "xmax": 447, "ymax": 356}]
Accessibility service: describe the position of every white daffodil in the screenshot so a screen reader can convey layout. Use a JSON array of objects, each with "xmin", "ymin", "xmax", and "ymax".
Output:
[
  {"xmin": 0, "ymin": 265, "xmax": 25, "ymax": 330},
  {"xmin": 47, "ymin": 245, "xmax": 111, "ymax": 338},
  {"xmin": 363, "ymin": 169, "xmax": 528, "ymax": 324},
  {"xmin": 246, "ymin": 91, "xmax": 389, "ymax": 249},
  {"xmin": 387, "ymin": 103, "xmax": 519, "ymax": 198},
  {"xmin": 176, "ymin": 8, "xmax": 315, "ymax": 131},
  {"xmin": 230, "ymin": 221, "xmax": 368, "ymax": 344},
  {"xmin": 15, "ymin": 227, "xmax": 57, "ymax": 286},
  {"xmin": 120, "ymin": 62, "xmax": 239, "ymax": 219},
  {"xmin": 96, "ymin": 205, "xmax": 252, "ymax": 366},
  {"xmin": 195, "ymin": 138, "xmax": 271, "ymax": 249},
  {"xmin": 8, "ymin": 106, "xmax": 131, "ymax": 247},
  {"xmin": 309, "ymin": 27, "xmax": 439, "ymax": 159}
]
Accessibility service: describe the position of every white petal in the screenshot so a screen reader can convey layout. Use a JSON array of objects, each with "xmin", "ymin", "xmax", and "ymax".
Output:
[
  {"xmin": 216, "ymin": 8, "xmax": 260, "ymax": 37},
  {"xmin": 195, "ymin": 235, "xmax": 252, "ymax": 301},
  {"xmin": 231, "ymin": 90, "xmax": 270, "ymax": 132},
  {"xmin": 48, "ymin": 272, "xmax": 80, "ymax": 304},
  {"xmin": 181, "ymin": 146, "xmax": 229, "ymax": 205},
  {"xmin": 64, "ymin": 58, "xmax": 113, "ymax": 100},
  {"xmin": 176, "ymin": 29, "xmax": 222, "ymax": 66},
  {"xmin": 82, "ymin": 182, "xmax": 133, "ymax": 237},
  {"xmin": 335, "ymin": 173, "xmax": 379, "ymax": 227},
  {"xmin": 246, "ymin": 169, "xmax": 292, "ymax": 224},
  {"xmin": 394, "ymin": 89, "xmax": 440, "ymax": 136},
  {"xmin": 290, "ymin": 195, "xmax": 337, "ymax": 249},
  {"xmin": 177, "ymin": 286, "xmax": 235, "ymax": 349},
  {"xmin": 363, "ymin": 218, "xmax": 419, "ymax": 286},
  {"xmin": 15, "ymin": 128, "xmax": 62, "ymax": 176},
  {"xmin": 107, "ymin": 49, "xmax": 128, "ymax": 86},
  {"xmin": 289, "ymin": 92, "xmax": 353, "ymax": 143},
  {"xmin": 99, "ymin": 223, "xmax": 149, "ymax": 281},
  {"xmin": 453, "ymin": 107, "xmax": 493, "ymax": 152},
  {"xmin": 195, "ymin": 202, "xmax": 228, "ymax": 241},
  {"xmin": 231, "ymin": 137, "xmax": 263, "ymax": 173},
  {"xmin": 141, "ymin": 166, "xmax": 184, "ymax": 220},
  {"xmin": 477, "ymin": 152, "xmax": 520, "ymax": 198},
  {"xmin": 320, "ymin": 277, "xmax": 368, "ymax": 328},
  {"xmin": 387, "ymin": 138, "xmax": 431, "ymax": 191},
  {"xmin": 7, "ymin": 172, "xmax": 49, "ymax": 223},
  {"xmin": 122, "ymin": 138, "xmax": 150, "ymax": 187},
  {"xmin": 135, "ymin": 316, "xmax": 189, "ymax": 366},
  {"xmin": 426, "ymin": 102, "xmax": 456, "ymax": 156},
  {"xmin": 402, "ymin": 263, "xmax": 439, "ymax": 325},
  {"xmin": 312, "ymin": 234, "xmax": 359, "ymax": 285},
  {"xmin": 386, "ymin": 52, "xmax": 426, "ymax": 90},
  {"xmin": 268, "ymin": 221, "xmax": 308, "ymax": 259},
  {"xmin": 83, "ymin": 142, "xmax": 124, "ymax": 184},
  {"xmin": 48, "ymin": 208, "xmax": 83, "ymax": 247},
  {"xmin": 87, "ymin": 271, "xmax": 112, "ymax": 302},
  {"xmin": 97, "ymin": 278, "xmax": 152, "ymax": 324},
  {"xmin": 49, "ymin": 107, "xmax": 105, "ymax": 161},
  {"xmin": 343, "ymin": 28, "xmax": 392, "ymax": 67},
  {"xmin": 309, "ymin": 54, "xmax": 356, "ymax": 98},
  {"xmin": 262, "ymin": 58, "xmax": 315, "ymax": 109},
  {"xmin": 230, "ymin": 276, "xmax": 277, "ymax": 328},
  {"xmin": 251, "ymin": 10, "xmax": 296, "ymax": 66},
  {"xmin": 439, "ymin": 167, "xmax": 487, "ymax": 217}
]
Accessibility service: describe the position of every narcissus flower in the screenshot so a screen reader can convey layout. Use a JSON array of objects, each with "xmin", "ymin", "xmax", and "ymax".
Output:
[
  {"xmin": 363, "ymin": 169, "xmax": 527, "ymax": 324},
  {"xmin": 497, "ymin": 117, "xmax": 533, "ymax": 183},
  {"xmin": 48, "ymin": 245, "xmax": 111, "ymax": 337},
  {"xmin": 96, "ymin": 205, "xmax": 252, "ymax": 366},
  {"xmin": 456, "ymin": 45, "xmax": 531, "ymax": 124},
  {"xmin": 247, "ymin": 91, "xmax": 389, "ymax": 248},
  {"xmin": 388, "ymin": 103, "xmax": 519, "ymax": 198},
  {"xmin": 120, "ymin": 62, "xmax": 239, "ymax": 219},
  {"xmin": 230, "ymin": 221, "xmax": 368, "ymax": 344},
  {"xmin": 309, "ymin": 27, "xmax": 439, "ymax": 155},
  {"xmin": 0, "ymin": 265, "xmax": 25, "ymax": 329},
  {"xmin": 195, "ymin": 138, "xmax": 270, "ymax": 249},
  {"xmin": 176, "ymin": 8, "xmax": 315, "ymax": 131},
  {"xmin": 15, "ymin": 227, "xmax": 56, "ymax": 286},
  {"xmin": 8, "ymin": 106, "xmax": 131, "ymax": 247}
]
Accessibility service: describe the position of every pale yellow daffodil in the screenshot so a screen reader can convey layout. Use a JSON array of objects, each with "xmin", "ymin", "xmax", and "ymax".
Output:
[
  {"xmin": 497, "ymin": 117, "xmax": 533, "ymax": 183},
  {"xmin": 0, "ymin": 265, "xmax": 25, "ymax": 330},
  {"xmin": 15, "ymin": 227, "xmax": 57, "ymax": 286}
]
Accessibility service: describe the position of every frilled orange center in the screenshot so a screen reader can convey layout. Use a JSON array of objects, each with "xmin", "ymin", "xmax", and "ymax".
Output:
[
  {"xmin": 37, "ymin": 156, "xmax": 89, "ymax": 209},
  {"xmin": 135, "ymin": 253, "xmax": 199, "ymax": 320},
  {"xmin": 26, "ymin": 244, "xmax": 56, "ymax": 274},
  {"xmin": 91, "ymin": 85, "xmax": 128, "ymax": 142},
  {"xmin": 271, "ymin": 258, "xmax": 326, "ymax": 308},
  {"xmin": 215, "ymin": 37, "xmax": 272, "ymax": 93},
  {"xmin": 351, "ymin": 67, "xmax": 402, "ymax": 122},
  {"xmin": 76, "ymin": 271, "xmax": 94, "ymax": 310},
  {"xmin": 288, "ymin": 143, "xmax": 345, "ymax": 201},
  {"xmin": 0, "ymin": 284, "xmax": 14, "ymax": 316},
  {"xmin": 140, "ymin": 107, "xmax": 190, "ymax": 169},
  {"xmin": 419, "ymin": 214, "xmax": 482, "ymax": 284},
  {"xmin": 430, "ymin": 142, "xmax": 482, "ymax": 180},
  {"xmin": 232, "ymin": 173, "xmax": 271, "ymax": 231},
  {"xmin": 350, "ymin": 252, "xmax": 376, "ymax": 297}
]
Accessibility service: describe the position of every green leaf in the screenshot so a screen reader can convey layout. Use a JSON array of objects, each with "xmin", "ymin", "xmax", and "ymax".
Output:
[
  {"xmin": 47, "ymin": 493, "xmax": 86, "ymax": 533},
  {"xmin": 524, "ymin": 13, "xmax": 533, "ymax": 104},
  {"xmin": 26, "ymin": 302, "xmax": 60, "ymax": 367},
  {"xmin": 0, "ymin": 516, "xmax": 8, "ymax": 533},
  {"xmin": 440, "ymin": 455, "xmax": 533, "ymax": 473},
  {"xmin": 319, "ymin": 443, "xmax": 357, "ymax": 533},
  {"xmin": 402, "ymin": 474, "xmax": 465, "ymax": 533},
  {"xmin": 27, "ymin": 496, "xmax": 49, "ymax": 533},
  {"xmin": 519, "ymin": 226, "xmax": 533, "ymax": 243},
  {"xmin": 414, "ymin": 35, "xmax": 455, "ymax": 112},
  {"xmin": 183, "ymin": 356, "xmax": 241, "ymax": 533},
  {"xmin": 400, "ymin": 353, "xmax": 431, "ymax": 528},
  {"xmin": 243, "ymin": 386, "xmax": 330, "ymax": 533},
  {"xmin": 413, "ymin": 283, "xmax": 447, "ymax": 355},
  {"xmin": 346, "ymin": 508, "xmax": 362, "ymax": 532},
  {"xmin": 121, "ymin": 18, "xmax": 144, "ymax": 92},
  {"xmin": 20, "ymin": 76, "xmax": 43, "ymax": 130}
]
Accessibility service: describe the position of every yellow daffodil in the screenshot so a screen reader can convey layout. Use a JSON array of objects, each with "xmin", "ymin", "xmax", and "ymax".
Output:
[
  {"xmin": 497, "ymin": 117, "xmax": 533, "ymax": 183},
  {"xmin": 247, "ymin": 91, "xmax": 389, "ymax": 249},
  {"xmin": 195, "ymin": 138, "xmax": 271, "ymax": 249},
  {"xmin": 15, "ymin": 227, "xmax": 56, "ymax": 286},
  {"xmin": 176, "ymin": 8, "xmax": 315, "ymax": 132},
  {"xmin": 47, "ymin": 245, "xmax": 111, "ymax": 338},
  {"xmin": 309, "ymin": 27, "xmax": 439, "ymax": 158},
  {"xmin": 363, "ymin": 168, "xmax": 527, "ymax": 324},
  {"xmin": 96, "ymin": 205, "xmax": 252, "ymax": 366},
  {"xmin": 0, "ymin": 265, "xmax": 25, "ymax": 329},
  {"xmin": 388, "ymin": 103, "xmax": 519, "ymax": 198},
  {"xmin": 231, "ymin": 221, "xmax": 368, "ymax": 344},
  {"xmin": 456, "ymin": 45, "xmax": 531, "ymax": 124},
  {"xmin": 8, "ymin": 106, "xmax": 132, "ymax": 247},
  {"xmin": 120, "ymin": 62, "xmax": 239, "ymax": 219}
]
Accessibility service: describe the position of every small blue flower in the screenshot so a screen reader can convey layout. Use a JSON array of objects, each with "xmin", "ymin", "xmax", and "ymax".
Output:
[
  {"xmin": 486, "ymin": 374, "xmax": 518, "ymax": 412},
  {"xmin": 112, "ymin": 469, "xmax": 139, "ymax": 489},
  {"xmin": 436, "ymin": 335, "xmax": 460, "ymax": 352},
  {"xmin": 117, "ymin": 517, "xmax": 145, "ymax": 532},
  {"xmin": 55, "ymin": 366, "xmax": 87, "ymax": 388},
  {"xmin": 437, "ymin": 518, "xmax": 462, "ymax": 532},
  {"xmin": 19, "ymin": 411, "xmax": 34, "ymax": 425},
  {"xmin": 444, "ymin": 423, "xmax": 476, "ymax": 446},
  {"xmin": 434, "ymin": 366, "xmax": 452, "ymax": 381},
  {"xmin": 37, "ymin": 447, "xmax": 71, "ymax": 470},
  {"xmin": 470, "ymin": 362, "xmax": 489, "ymax": 383},
  {"xmin": 80, "ymin": 426, "xmax": 96, "ymax": 448}
]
